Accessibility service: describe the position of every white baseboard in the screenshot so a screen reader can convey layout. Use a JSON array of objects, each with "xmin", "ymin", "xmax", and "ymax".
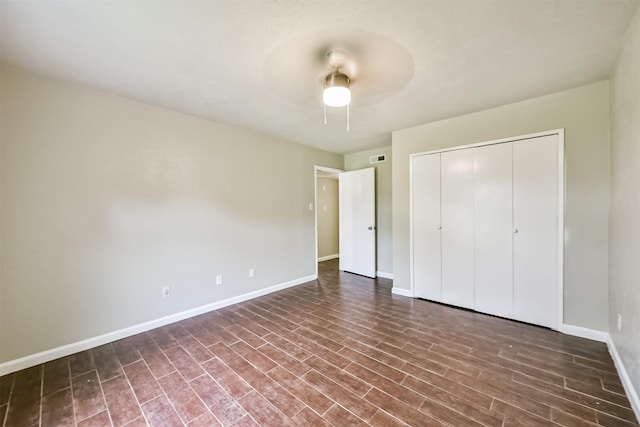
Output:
[
  {"xmin": 0, "ymin": 274, "xmax": 317, "ymax": 376},
  {"xmin": 376, "ymin": 271, "xmax": 394, "ymax": 279},
  {"xmin": 391, "ymin": 287, "xmax": 413, "ymax": 297},
  {"xmin": 561, "ymin": 324, "xmax": 609, "ymax": 343},
  {"xmin": 318, "ymin": 254, "xmax": 339, "ymax": 262},
  {"xmin": 561, "ymin": 325, "xmax": 639, "ymax": 421},
  {"xmin": 607, "ymin": 335, "xmax": 640, "ymax": 422}
]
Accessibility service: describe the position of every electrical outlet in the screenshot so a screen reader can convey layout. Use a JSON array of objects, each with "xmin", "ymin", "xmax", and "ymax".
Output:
[
  {"xmin": 162, "ymin": 286, "xmax": 171, "ymax": 297},
  {"xmin": 617, "ymin": 313, "xmax": 622, "ymax": 332},
  {"xmin": 249, "ymin": 268, "xmax": 255, "ymax": 278},
  {"xmin": 216, "ymin": 275, "xmax": 223, "ymax": 285}
]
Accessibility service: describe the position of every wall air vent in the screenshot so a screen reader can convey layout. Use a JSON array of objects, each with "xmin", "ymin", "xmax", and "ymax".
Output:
[{"xmin": 369, "ymin": 154, "xmax": 386, "ymax": 164}]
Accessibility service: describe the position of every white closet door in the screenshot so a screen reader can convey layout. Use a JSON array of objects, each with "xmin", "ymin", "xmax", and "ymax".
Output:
[
  {"xmin": 513, "ymin": 135, "xmax": 559, "ymax": 328},
  {"xmin": 412, "ymin": 154, "xmax": 442, "ymax": 301},
  {"xmin": 441, "ymin": 149, "xmax": 475, "ymax": 309},
  {"xmin": 474, "ymin": 143, "xmax": 514, "ymax": 318}
]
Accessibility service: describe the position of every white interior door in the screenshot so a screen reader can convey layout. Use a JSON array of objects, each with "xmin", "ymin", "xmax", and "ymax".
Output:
[
  {"xmin": 412, "ymin": 153, "xmax": 442, "ymax": 301},
  {"xmin": 339, "ymin": 168, "xmax": 376, "ymax": 278},
  {"xmin": 513, "ymin": 135, "xmax": 559, "ymax": 328},
  {"xmin": 474, "ymin": 143, "xmax": 514, "ymax": 318},
  {"xmin": 441, "ymin": 149, "xmax": 475, "ymax": 309}
]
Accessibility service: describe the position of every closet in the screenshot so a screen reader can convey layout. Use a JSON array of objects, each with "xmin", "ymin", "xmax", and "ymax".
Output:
[{"xmin": 411, "ymin": 132, "xmax": 562, "ymax": 329}]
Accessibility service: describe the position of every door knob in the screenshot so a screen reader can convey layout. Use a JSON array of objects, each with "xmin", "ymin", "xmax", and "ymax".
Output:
[
  {"xmin": 513, "ymin": 228, "xmax": 518, "ymax": 233},
  {"xmin": 368, "ymin": 226, "xmax": 375, "ymax": 230},
  {"xmin": 437, "ymin": 226, "xmax": 442, "ymax": 230}
]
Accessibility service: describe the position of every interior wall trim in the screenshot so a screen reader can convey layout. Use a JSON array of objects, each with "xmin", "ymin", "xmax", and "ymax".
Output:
[
  {"xmin": 376, "ymin": 271, "xmax": 394, "ymax": 279},
  {"xmin": 391, "ymin": 287, "xmax": 413, "ymax": 297},
  {"xmin": 318, "ymin": 254, "xmax": 339, "ymax": 262},
  {"xmin": 608, "ymin": 335, "xmax": 640, "ymax": 422},
  {"xmin": 560, "ymin": 323, "xmax": 609, "ymax": 342},
  {"xmin": 563, "ymin": 324, "xmax": 639, "ymax": 420},
  {"xmin": 0, "ymin": 273, "xmax": 317, "ymax": 376}
]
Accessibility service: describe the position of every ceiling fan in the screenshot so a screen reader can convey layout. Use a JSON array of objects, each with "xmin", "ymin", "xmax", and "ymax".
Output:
[
  {"xmin": 262, "ymin": 28, "xmax": 414, "ymax": 135},
  {"xmin": 322, "ymin": 49, "xmax": 354, "ymax": 131}
]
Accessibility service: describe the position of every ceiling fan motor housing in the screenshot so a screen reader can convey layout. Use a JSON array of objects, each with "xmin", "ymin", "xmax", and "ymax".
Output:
[{"xmin": 325, "ymin": 70, "xmax": 350, "ymax": 88}]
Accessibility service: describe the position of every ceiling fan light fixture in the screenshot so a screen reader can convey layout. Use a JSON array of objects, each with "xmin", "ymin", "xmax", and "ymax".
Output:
[{"xmin": 323, "ymin": 71, "xmax": 351, "ymax": 107}]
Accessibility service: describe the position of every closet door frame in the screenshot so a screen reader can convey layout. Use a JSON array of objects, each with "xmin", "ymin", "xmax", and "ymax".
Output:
[{"xmin": 409, "ymin": 129, "xmax": 564, "ymax": 330}]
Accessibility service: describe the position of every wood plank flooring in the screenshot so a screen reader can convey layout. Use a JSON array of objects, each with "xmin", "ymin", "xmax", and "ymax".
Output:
[{"xmin": 1, "ymin": 259, "xmax": 637, "ymax": 426}]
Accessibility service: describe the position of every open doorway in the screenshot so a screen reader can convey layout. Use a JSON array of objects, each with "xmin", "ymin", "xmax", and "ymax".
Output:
[{"xmin": 314, "ymin": 166, "xmax": 342, "ymax": 278}]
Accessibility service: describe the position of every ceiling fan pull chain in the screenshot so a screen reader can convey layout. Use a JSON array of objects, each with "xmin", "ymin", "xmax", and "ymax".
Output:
[{"xmin": 347, "ymin": 103, "xmax": 350, "ymax": 132}]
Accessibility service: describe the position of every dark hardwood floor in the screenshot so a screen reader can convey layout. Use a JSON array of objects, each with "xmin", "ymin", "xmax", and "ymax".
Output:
[{"xmin": 1, "ymin": 259, "xmax": 637, "ymax": 426}]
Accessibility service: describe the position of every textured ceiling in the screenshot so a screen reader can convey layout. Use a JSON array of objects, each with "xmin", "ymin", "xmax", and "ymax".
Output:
[{"xmin": 1, "ymin": 1, "xmax": 637, "ymax": 154}]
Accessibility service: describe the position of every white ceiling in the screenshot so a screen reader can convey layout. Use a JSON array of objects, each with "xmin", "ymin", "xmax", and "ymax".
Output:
[{"xmin": 1, "ymin": 1, "xmax": 637, "ymax": 154}]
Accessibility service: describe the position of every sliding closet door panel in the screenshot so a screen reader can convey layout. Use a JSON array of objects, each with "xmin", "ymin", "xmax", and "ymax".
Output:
[
  {"xmin": 513, "ymin": 135, "xmax": 559, "ymax": 329},
  {"xmin": 411, "ymin": 154, "xmax": 442, "ymax": 301},
  {"xmin": 474, "ymin": 143, "xmax": 514, "ymax": 318},
  {"xmin": 441, "ymin": 149, "xmax": 475, "ymax": 309}
]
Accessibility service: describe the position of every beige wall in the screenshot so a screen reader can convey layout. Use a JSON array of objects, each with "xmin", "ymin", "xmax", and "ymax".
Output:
[
  {"xmin": 316, "ymin": 177, "xmax": 339, "ymax": 259},
  {"xmin": 0, "ymin": 67, "xmax": 342, "ymax": 363},
  {"xmin": 392, "ymin": 82, "xmax": 610, "ymax": 331},
  {"xmin": 345, "ymin": 147, "xmax": 393, "ymax": 276},
  {"xmin": 610, "ymin": 6, "xmax": 640, "ymax": 399}
]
